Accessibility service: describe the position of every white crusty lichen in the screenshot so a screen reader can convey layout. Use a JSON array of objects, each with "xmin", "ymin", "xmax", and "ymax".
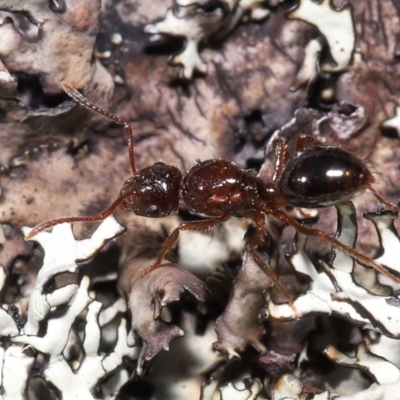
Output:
[
  {"xmin": 381, "ymin": 106, "xmax": 400, "ymax": 137},
  {"xmin": 23, "ymin": 216, "xmax": 125, "ymax": 335},
  {"xmin": 267, "ymin": 203, "xmax": 400, "ymax": 399},
  {"xmin": 268, "ymin": 203, "xmax": 400, "ymax": 328},
  {"xmin": 325, "ymin": 343, "xmax": 400, "ymax": 400},
  {"xmin": 15, "ymin": 289, "xmax": 135, "ymax": 400},
  {"xmin": 144, "ymin": 0, "xmax": 270, "ymax": 79},
  {"xmin": 288, "ymin": 0, "xmax": 355, "ymax": 91},
  {"xmin": 4, "ymin": 172, "xmax": 400, "ymax": 400},
  {"xmin": 145, "ymin": 0, "xmax": 356, "ymax": 86},
  {"xmin": 201, "ymin": 376, "xmax": 266, "ymax": 400},
  {"xmin": 3, "ymin": 191, "xmax": 400, "ymax": 399},
  {"xmin": 0, "ymin": 267, "xmax": 19, "ymax": 337},
  {"xmin": 0, "ymin": 217, "xmax": 135, "ymax": 399},
  {"xmin": 201, "ymin": 374, "xmax": 331, "ymax": 399}
]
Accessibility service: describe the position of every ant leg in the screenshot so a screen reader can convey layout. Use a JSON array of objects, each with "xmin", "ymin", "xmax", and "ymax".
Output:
[
  {"xmin": 368, "ymin": 186, "xmax": 399, "ymax": 212},
  {"xmin": 62, "ymin": 82, "xmax": 137, "ymax": 174},
  {"xmin": 272, "ymin": 134, "xmax": 322, "ymax": 183},
  {"xmin": 141, "ymin": 214, "xmax": 230, "ymax": 275},
  {"xmin": 246, "ymin": 212, "xmax": 297, "ymax": 312},
  {"xmin": 295, "ymin": 134, "xmax": 323, "ymax": 151},
  {"xmin": 274, "ymin": 209, "xmax": 400, "ymax": 285},
  {"xmin": 246, "ymin": 247, "xmax": 298, "ymax": 316},
  {"xmin": 25, "ymin": 192, "xmax": 134, "ymax": 239},
  {"xmin": 272, "ymin": 142, "xmax": 288, "ymax": 182}
]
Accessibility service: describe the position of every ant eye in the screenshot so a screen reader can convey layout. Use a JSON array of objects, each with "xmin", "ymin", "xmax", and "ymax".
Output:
[{"xmin": 146, "ymin": 204, "xmax": 159, "ymax": 217}]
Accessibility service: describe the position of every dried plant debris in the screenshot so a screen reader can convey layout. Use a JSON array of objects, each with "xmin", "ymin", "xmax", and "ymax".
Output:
[
  {"xmin": 144, "ymin": 0, "xmax": 270, "ymax": 79},
  {"xmin": 214, "ymin": 252, "xmax": 270, "ymax": 358},
  {"xmin": 121, "ymin": 258, "xmax": 208, "ymax": 363},
  {"xmin": 0, "ymin": 0, "xmax": 115, "ymax": 171}
]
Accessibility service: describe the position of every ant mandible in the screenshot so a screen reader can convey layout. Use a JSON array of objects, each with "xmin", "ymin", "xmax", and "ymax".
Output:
[{"xmin": 26, "ymin": 83, "xmax": 400, "ymax": 309}]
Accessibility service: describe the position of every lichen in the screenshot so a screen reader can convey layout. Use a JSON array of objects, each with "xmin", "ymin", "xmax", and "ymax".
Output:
[
  {"xmin": 288, "ymin": 0, "xmax": 356, "ymax": 91},
  {"xmin": 1, "ymin": 0, "xmax": 400, "ymax": 398},
  {"xmin": 144, "ymin": 0, "xmax": 270, "ymax": 79},
  {"xmin": 0, "ymin": 217, "xmax": 135, "ymax": 398}
]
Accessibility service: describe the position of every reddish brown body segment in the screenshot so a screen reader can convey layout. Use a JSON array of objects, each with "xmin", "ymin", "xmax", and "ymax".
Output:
[
  {"xmin": 120, "ymin": 162, "xmax": 182, "ymax": 217},
  {"xmin": 26, "ymin": 84, "xmax": 400, "ymax": 308},
  {"xmin": 181, "ymin": 159, "xmax": 281, "ymax": 217}
]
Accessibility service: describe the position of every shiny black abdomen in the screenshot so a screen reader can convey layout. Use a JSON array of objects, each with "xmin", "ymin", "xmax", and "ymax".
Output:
[{"xmin": 278, "ymin": 146, "xmax": 374, "ymax": 208}]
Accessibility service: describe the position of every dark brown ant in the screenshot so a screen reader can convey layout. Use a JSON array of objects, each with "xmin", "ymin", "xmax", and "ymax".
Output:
[{"xmin": 26, "ymin": 83, "xmax": 400, "ymax": 309}]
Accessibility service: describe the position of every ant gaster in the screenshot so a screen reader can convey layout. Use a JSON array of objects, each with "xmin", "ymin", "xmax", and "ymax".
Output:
[{"xmin": 26, "ymin": 83, "xmax": 400, "ymax": 309}]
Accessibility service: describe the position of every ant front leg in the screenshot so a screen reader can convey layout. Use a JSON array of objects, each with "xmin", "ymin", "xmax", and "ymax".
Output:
[
  {"xmin": 141, "ymin": 214, "xmax": 230, "ymax": 276},
  {"xmin": 25, "ymin": 192, "xmax": 134, "ymax": 239},
  {"xmin": 272, "ymin": 141, "xmax": 289, "ymax": 183},
  {"xmin": 245, "ymin": 212, "xmax": 298, "ymax": 314}
]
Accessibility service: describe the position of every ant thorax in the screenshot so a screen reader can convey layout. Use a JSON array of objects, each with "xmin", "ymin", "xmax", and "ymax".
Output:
[{"xmin": 181, "ymin": 159, "xmax": 281, "ymax": 218}]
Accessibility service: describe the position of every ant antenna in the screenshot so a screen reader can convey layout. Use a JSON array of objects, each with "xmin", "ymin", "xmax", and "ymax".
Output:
[
  {"xmin": 61, "ymin": 82, "xmax": 137, "ymax": 175},
  {"xmin": 25, "ymin": 192, "xmax": 133, "ymax": 239}
]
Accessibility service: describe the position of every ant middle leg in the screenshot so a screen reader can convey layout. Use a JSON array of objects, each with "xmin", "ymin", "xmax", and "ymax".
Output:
[
  {"xmin": 245, "ymin": 212, "xmax": 297, "ymax": 312},
  {"xmin": 141, "ymin": 214, "xmax": 230, "ymax": 275},
  {"xmin": 62, "ymin": 83, "xmax": 137, "ymax": 174}
]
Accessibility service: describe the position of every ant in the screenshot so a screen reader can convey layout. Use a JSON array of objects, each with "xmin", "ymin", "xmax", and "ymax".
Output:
[{"xmin": 26, "ymin": 83, "xmax": 400, "ymax": 310}]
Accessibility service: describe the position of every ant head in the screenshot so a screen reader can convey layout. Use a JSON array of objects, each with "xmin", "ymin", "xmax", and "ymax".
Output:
[{"xmin": 120, "ymin": 162, "xmax": 182, "ymax": 218}]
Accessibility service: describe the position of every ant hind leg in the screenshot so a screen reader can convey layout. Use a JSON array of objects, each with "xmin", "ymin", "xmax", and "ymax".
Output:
[
  {"xmin": 274, "ymin": 209, "xmax": 400, "ymax": 286},
  {"xmin": 368, "ymin": 186, "xmax": 399, "ymax": 213}
]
